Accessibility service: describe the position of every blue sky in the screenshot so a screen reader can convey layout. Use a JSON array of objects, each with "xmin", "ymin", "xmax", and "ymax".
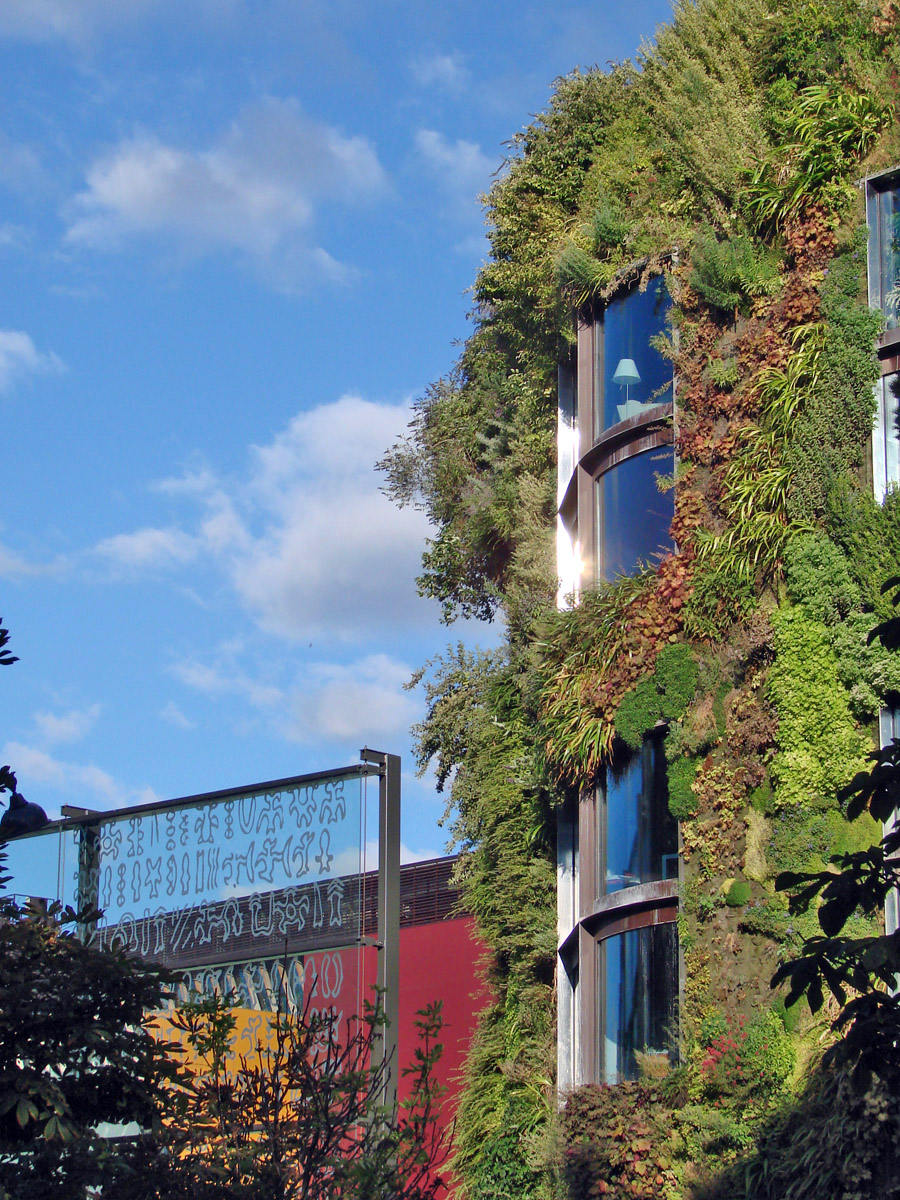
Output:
[{"xmin": 0, "ymin": 0, "xmax": 674, "ymax": 862}]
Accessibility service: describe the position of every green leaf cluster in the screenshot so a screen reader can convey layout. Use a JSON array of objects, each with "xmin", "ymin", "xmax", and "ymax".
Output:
[
  {"xmin": 787, "ymin": 240, "xmax": 883, "ymax": 526},
  {"xmin": 615, "ymin": 644, "xmax": 699, "ymax": 751},
  {"xmin": 766, "ymin": 606, "xmax": 869, "ymax": 809},
  {"xmin": 689, "ymin": 227, "xmax": 783, "ymax": 314}
]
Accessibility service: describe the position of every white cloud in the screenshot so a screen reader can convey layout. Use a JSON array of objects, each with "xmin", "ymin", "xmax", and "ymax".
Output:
[
  {"xmin": 0, "ymin": 223, "xmax": 28, "ymax": 248},
  {"xmin": 170, "ymin": 658, "xmax": 284, "ymax": 710},
  {"xmin": 111, "ymin": 394, "xmax": 432, "ymax": 641},
  {"xmin": 3, "ymin": 740, "xmax": 158, "ymax": 811},
  {"xmin": 0, "ymin": 330, "xmax": 65, "ymax": 395},
  {"xmin": 0, "ymin": 0, "xmax": 234, "ymax": 44},
  {"xmin": 409, "ymin": 52, "xmax": 470, "ymax": 93},
  {"xmin": 0, "ymin": 0, "xmax": 150, "ymax": 40},
  {"xmin": 415, "ymin": 129, "xmax": 495, "ymax": 198},
  {"xmin": 234, "ymin": 408, "xmax": 431, "ymax": 641},
  {"xmin": 66, "ymin": 99, "xmax": 389, "ymax": 288},
  {"xmin": 33, "ymin": 703, "xmax": 101, "ymax": 746},
  {"xmin": 93, "ymin": 526, "xmax": 199, "ymax": 570},
  {"xmin": 160, "ymin": 700, "xmax": 195, "ymax": 730},
  {"xmin": 288, "ymin": 654, "xmax": 418, "ymax": 744},
  {"xmin": 0, "ymin": 542, "xmax": 65, "ymax": 579},
  {"xmin": 171, "ymin": 648, "xmax": 418, "ymax": 747}
]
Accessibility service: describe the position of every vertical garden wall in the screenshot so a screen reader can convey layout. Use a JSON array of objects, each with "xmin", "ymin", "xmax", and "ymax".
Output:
[{"xmin": 380, "ymin": 1, "xmax": 900, "ymax": 1196}]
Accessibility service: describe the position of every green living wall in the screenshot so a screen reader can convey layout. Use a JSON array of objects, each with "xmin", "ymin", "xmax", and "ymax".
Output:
[{"xmin": 380, "ymin": 1, "xmax": 900, "ymax": 1196}]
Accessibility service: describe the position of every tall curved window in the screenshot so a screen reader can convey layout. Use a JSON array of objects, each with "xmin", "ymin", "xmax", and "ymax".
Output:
[
  {"xmin": 869, "ymin": 173, "xmax": 900, "ymax": 331},
  {"xmin": 594, "ymin": 276, "xmax": 673, "ymax": 437},
  {"xmin": 874, "ymin": 373, "xmax": 900, "ymax": 500},
  {"xmin": 600, "ymin": 922, "xmax": 678, "ymax": 1083},
  {"xmin": 595, "ymin": 446, "xmax": 675, "ymax": 582},
  {"xmin": 557, "ymin": 265, "xmax": 680, "ymax": 1095},
  {"xmin": 601, "ymin": 739, "xmax": 678, "ymax": 895}
]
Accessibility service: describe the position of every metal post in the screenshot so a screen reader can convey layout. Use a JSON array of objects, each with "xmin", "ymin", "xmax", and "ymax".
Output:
[
  {"xmin": 76, "ymin": 821, "xmax": 101, "ymax": 943},
  {"xmin": 360, "ymin": 748, "xmax": 400, "ymax": 1114}
]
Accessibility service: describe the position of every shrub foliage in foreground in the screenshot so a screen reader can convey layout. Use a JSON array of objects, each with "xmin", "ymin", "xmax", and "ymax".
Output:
[
  {"xmin": 0, "ymin": 859, "xmax": 179, "ymax": 1200},
  {"xmin": 114, "ymin": 991, "xmax": 450, "ymax": 1200},
  {"xmin": 0, "ymin": 852, "xmax": 449, "ymax": 1200}
]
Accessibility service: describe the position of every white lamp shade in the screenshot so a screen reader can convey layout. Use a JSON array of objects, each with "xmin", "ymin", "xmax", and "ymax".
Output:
[{"xmin": 612, "ymin": 357, "xmax": 641, "ymax": 386}]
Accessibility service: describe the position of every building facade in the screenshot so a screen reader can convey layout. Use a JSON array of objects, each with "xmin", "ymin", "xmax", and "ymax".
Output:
[{"xmin": 557, "ymin": 168, "xmax": 900, "ymax": 1092}]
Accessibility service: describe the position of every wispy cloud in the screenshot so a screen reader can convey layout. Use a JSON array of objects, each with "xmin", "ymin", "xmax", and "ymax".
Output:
[
  {"xmin": 0, "ymin": 132, "xmax": 43, "ymax": 194},
  {"xmin": 33, "ymin": 703, "xmax": 101, "ymax": 746},
  {"xmin": 160, "ymin": 700, "xmax": 195, "ymax": 730},
  {"xmin": 0, "ymin": 331, "xmax": 65, "ymax": 395},
  {"xmin": 170, "ymin": 657, "xmax": 285, "ymax": 710},
  {"xmin": 0, "ymin": 542, "xmax": 66, "ymax": 580},
  {"xmin": 288, "ymin": 654, "xmax": 418, "ymax": 744},
  {"xmin": 409, "ymin": 52, "xmax": 471, "ymax": 94},
  {"xmin": 413, "ymin": 129, "xmax": 497, "ymax": 231},
  {"xmin": 95, "ymin": 393, "xmax": 432, "ymax": 641},
  {"xmin": 94, "ymin": 526, "xmax": 199, "ymax": 571},
  {"xmin": 65, "ymin": 98, "xmax": 389, "ymax": 290},
  {"xmin": 172, "ymin": 648, "xmax": 418, "ymax": 749},
  {"xmin": 3, "ymin": 739, "xmax": 159, "ymax": 812},
  {"xmin": 330, "ymin": 838, "xmax": 442, "ymax": 877},
  {"xmin": 0, "ymin": 224, "xmax": 29, "ymax": 249},
  {"xmin": 0, "ymin": 0, "xmax": 231, "ymax": 45}
]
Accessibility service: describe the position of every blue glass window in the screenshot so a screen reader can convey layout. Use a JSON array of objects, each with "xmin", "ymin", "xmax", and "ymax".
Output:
[
  {"xmin": 595, "ymin": 446, "xmax": 674, "ymax": 582},
  {"xmin": 594, "ymin": 276, "xmax": 673, "ymax": 437},
  {"xmin": 599, "ymin": 922, "xmax": 678, "ymax": 1083},
  {"xmin": 601, "ymin": 739, "xmax": 677, "ymax": 896},
  {"xmin": 869, "ymin": 176, "xmax": 900, "ymax": 330}
]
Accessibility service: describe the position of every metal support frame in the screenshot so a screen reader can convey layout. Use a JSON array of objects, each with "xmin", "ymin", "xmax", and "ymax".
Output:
[
  {"xmin": 360, "ymin": 747, "xmax": 401, "ymax": 1114},
  {"xmin": 76, "ymin": 821, "xmax": 101, "ymax": 942}
]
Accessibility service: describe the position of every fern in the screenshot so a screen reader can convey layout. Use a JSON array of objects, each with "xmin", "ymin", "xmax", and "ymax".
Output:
[
  {"xmin": 690, "ymin": 225, "xmax": 783, "ymax": 313},
  {"xmin": 555, "ymin": 240, "xmax": 617, "ymax": 307}
]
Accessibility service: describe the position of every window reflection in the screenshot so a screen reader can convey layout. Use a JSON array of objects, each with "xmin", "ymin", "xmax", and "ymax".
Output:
[
  {"xmin": 601, "ymin": 739, "xmax": 677, "ymax": 895},
  {"xmin": 595, "ymin": 447, "xmax": 674, "ymax": 582},
  {"xmin": 2, "ymin": 825, "xmax": 75, "ymax": 907},
  {"xmin": 600, "ymin": 923, "xmax": 678, "ymax": 1083},
  {"xmin": 874, "ymin": 373, "xmax": 900, "ymax": 500},
  {"xmin": 870, "ymin": 179, "xmax": 900, "ymax": 330},
  {"xmin": 593, "ymin": 276, "xmax": 673, "ymax": 437}
]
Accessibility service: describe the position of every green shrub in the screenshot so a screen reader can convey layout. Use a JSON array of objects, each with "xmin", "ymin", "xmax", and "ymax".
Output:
[
  {"xmin": 468, "ymin": 1132, "xmax": 539, "ymax": 1199},
  {"xmin": 561, "ymin": 1083, "xmax": 679, "ymax": 1200},
  {"xmin": 749, "ymin": 780, "xmax": 773, "ymax": 814},
  {"xmin": 616, "ymin": 677, "xmax": 667, "ymax": 751},
  {"xmin": 783, "ymin": 532, "xmax": 860, "ymax": 625},
  {"xmin": 707, "ymin": 356, "xmax": 740, "ymax": 390},
  {"xmin": 656, "ymin": 645, "xmax": 701, "ymax": 713},
  {"xmin": 830, "ymin": 611, "xmax": 900, "ymax": 720},
  {"xmin": 733, "ymin": 1066, "xmax": 900, "ymax": 1200},
  {"xmin": 826, "ymin": 479, "xmax": 900, "ymax": 617},
  {"xmin": 668, "ymin": 756, "xmax": 701, "ymax": 819},
  {"xmin": 725, "ymin": 880, "xmax": 752, "ymax": 907},
  {"xmin": 615, "ymin": 645, "xmax": 700, "ymax": 750},
  {"xmin": 771, "ymin": 995, "xmax": 801, "ymax": 1035},
  {"xmin": 767, "ymin": 606, "xmax": 869, "ymax": 808},
  {"xmin": 785, "ymin": 236, "xmax": 882, "ymax": 525},
  {"xmin": 689, "ymin": 226, "xmax": 782, "ymax": 314},
  {"xmin": 742, "ymin": 1009, "xmax": 795, "ymax": 1093}
]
